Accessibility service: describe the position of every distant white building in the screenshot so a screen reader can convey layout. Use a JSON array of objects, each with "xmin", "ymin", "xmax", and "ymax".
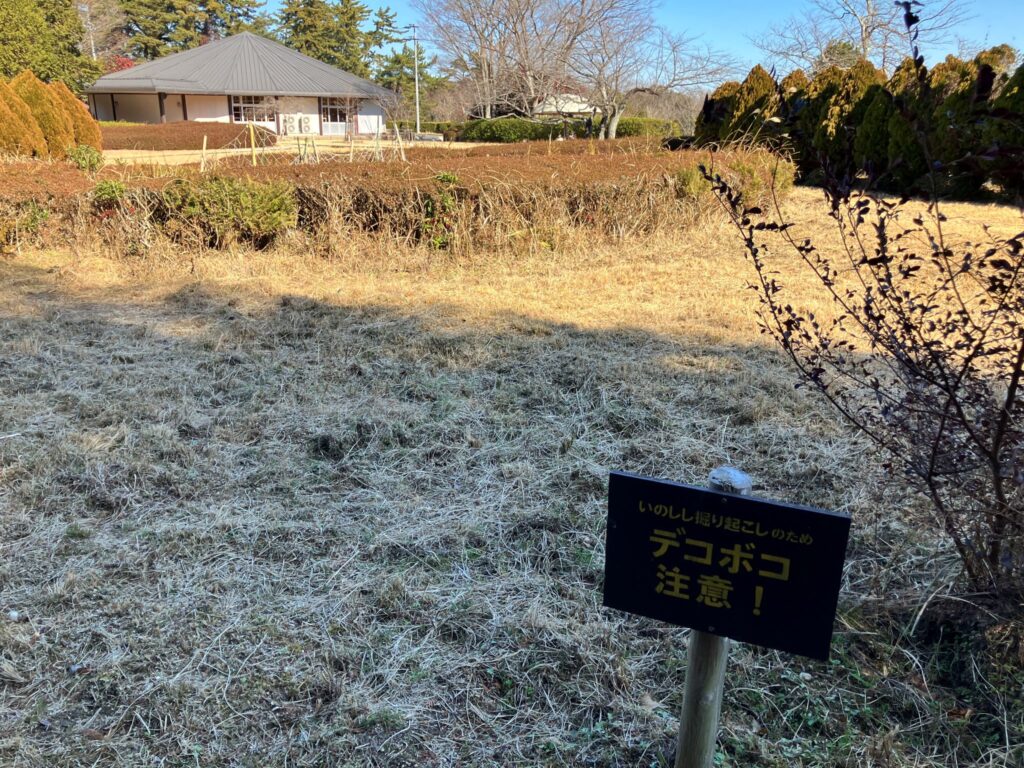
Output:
[
  {"xmin": 86, "ymin": 33, "xmax": 394, "ymax": 137},
  {"xmin": 532, "ymin": 94, "xmax": 596, "ymax": 118}
]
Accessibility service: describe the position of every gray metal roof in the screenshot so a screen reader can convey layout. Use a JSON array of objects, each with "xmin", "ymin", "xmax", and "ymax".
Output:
[{"xmin": 86, "ymin": 32, "xmax": 394, "ymax": 100}]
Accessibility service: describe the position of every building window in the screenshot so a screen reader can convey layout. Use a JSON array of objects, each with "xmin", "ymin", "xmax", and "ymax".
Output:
[
  {"xmin": 321, "ymin": 97, "xmax": 351, "ymax": 124},
  {"xmin": 231, "ymin": 95, "xmax": 275, "ymax": 123}
]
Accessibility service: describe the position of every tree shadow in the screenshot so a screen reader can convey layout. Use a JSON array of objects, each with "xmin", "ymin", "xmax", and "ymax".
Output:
[{"xmin": 0, "ymin": 260, "xmax": 943, "ymax": 767}]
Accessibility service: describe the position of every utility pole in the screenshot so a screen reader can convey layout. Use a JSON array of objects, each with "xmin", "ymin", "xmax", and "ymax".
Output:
[{"xmin": 412, "ymin": 23, "xmax": 421, "ymax": 136}]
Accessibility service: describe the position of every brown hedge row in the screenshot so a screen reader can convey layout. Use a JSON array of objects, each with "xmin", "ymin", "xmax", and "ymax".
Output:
[{"xmin": 101, "ymin": 122, "xmax": 278, "ymax": 151}]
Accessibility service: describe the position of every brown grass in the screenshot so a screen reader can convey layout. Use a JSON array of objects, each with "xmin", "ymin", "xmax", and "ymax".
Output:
[{"xmin": 0, "ymin": 187, "xmax": 1022, "ymax": 766}]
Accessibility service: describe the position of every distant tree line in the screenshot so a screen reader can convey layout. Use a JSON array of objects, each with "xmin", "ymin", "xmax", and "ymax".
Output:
[{"xmin": 695, "ymin": 46, "xmax": 1023, "ymax": 198}]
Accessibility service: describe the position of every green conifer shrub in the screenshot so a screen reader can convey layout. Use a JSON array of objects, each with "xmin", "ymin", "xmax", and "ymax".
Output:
[
  {"xmin": 814, "ymin": 60, "xmax": 883, "ymax": 176},
  {"xmin": 694, "ymin": 81, "xmax": 740, "ymax": 145},
  {"xmin": 0, "ymin": 79, "xmax": 47, "ymax": 157},
  {"xmin": 726, "ymin": 65, "xmax": 780, "ymax": 140},
  {"xmin": 10, "ymin": 70, "xmax": 74, "ymax": 158},
  {"xmin": 48, "ymin": 80, "xmax": 102, "ymax": 150},
  {"xmin": 983, "ymin": 62, "xmax": 1024, "ymax": 197},
  {"xmin": 853, "ymin": 86, "xmax": 894, "ymax": 176},
  {"xmin": 885, "ymin": 58, "xmax": 930, "ymax": 190},
  {"xmin": 794, "ymin": 66, "xmax": 844, "ymax": 174}
]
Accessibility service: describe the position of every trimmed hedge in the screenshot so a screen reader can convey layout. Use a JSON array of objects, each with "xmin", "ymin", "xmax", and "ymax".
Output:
[
  {"xmin": 0, "ymin": 80, "xmax": 47, "ymax": 157},
  {"xmin": 48, "ymin": 80, "xmax": 102, "ymax": 151},
  {"xmin": 614, "ymin": 117, "xmax": 680, "ymax": 137},
  {"xmin": 457, "ymin": 116, "xmax": 679, "ymax": 142},
  {"xmin": 458, "ymin": 118, "xmax": 564, "ymax": 142},
  {"xmin": 11, "ymin": 71, "xmax": 74, "ymax": 158},
  {"xmin": 396, "ymin": 120, "xmax": 464, "ymax": 135},
  {"xmin": 101, "ymin": 122, "xmax": 278, "ymax": 151}
]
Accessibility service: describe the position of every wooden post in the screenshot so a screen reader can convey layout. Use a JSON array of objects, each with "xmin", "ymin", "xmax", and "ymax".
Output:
[
  {"xmin": 393, "ymin": 123, "xmax": 406, "ymax": 162},
  {"xmin": 675, "ymin": 466, "xmax": 752, "ymax": 768},
  {"xmin": 249, "ymin": 122, "xmax": 257, "ymax": 167},
  {"xmin": 200, "ymin": 135, "xmax": 207, "ymax": 173},
  {"xmin": 349, "ymin": 133, "xmax": 355, "ymax": 163}
]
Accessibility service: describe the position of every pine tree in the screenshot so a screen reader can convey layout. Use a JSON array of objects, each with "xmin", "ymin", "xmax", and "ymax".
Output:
[
  {"xmin": 277, "ymin": 0, "xmax": 395, "ymax": 74},
  {"xmin": 277, "ymin": 0, "xmax": 339, "ymax": 64},
  {"xmin": 119, "ymin": 0, "xmax": 186, "ymax": 59},
  {"xmin": 375, "ymin": 44, "xmax": 445, "ymax": 122},
  {"xmin": 200, "ymin": 0, "xmax": 266, "ymax": 39}
]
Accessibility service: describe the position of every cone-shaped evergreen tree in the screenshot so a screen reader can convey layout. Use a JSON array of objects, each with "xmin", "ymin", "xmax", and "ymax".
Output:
[
  {"xmin": 726, "ymin": 65, "xmax": 780, "ymax": 140},
  {"xmin": 852, "ymin": 86, "xmax": 893, "ymax": 178},
  {"xmin": 49, "ymin": 80, "xmax": 102, "ymax": 150},
  {"xmin": 694, "ymin": 81, "xmax": 740, "ymax": 145},
  {"xmin": 0, "ymin": 80, "xmax": 48, "ymax": 157},
  {"xmin": 11, "ymin": 70, "xmax": 74, "ymax": 158}
]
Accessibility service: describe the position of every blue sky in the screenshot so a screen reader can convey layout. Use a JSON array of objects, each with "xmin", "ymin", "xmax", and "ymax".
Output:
[{"xmin": 266, "ymin": 0, "xmax": 1023, "ymax": 71}]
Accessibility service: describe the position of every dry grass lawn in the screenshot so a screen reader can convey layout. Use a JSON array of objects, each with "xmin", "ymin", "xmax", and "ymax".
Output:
[{"xmin": 0, "ymin": 187, "xmax": 1021, "ymax": 766}]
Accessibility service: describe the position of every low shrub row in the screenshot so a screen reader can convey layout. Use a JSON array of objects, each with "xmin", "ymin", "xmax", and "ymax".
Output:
[
  {"xmin": 75, "ymin": 147, "xmax": 793, "ymax": 254},
  {"xmin": 100, "ymin": 122, "xmax": 278, "ymax": 151},
  {"xmin": 454, "ymin": 116, "xmax": 681, "ymax": 143},
  {"xmin": 395, "ymin": 120, "xmax": 463, "ymax": 136},
  {"xmin": 458, "ymin": 118, "xmax": 564, "ymax": 143},
  {"xmin": 615, "ymin": 117, "xmax": 681, "ymax": 138}
]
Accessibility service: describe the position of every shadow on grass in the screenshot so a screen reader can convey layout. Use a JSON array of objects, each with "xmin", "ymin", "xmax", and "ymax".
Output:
[{"xmin": 0, "ymin": 260, "xmax": 1011, "ymax": 768}]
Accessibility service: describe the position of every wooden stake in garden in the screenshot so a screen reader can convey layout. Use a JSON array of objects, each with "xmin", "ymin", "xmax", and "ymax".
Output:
[
  {"xmin": 393, "ymin": 123, "xmax": 406, "ymax": 162},
  {"xmin": 200, "ymin": 135, "xmax": 207, "ymax": 173},
  {"xmin": 674, "ymin": 467, "xmax": 750, "ymax": 768},
  {"xmin": 249, "ymin": 123, "xmax": 257, "ymax": 167},
  {"xmin": 603, "ymin": 468, "xmax": 851, "ymax": 768}
]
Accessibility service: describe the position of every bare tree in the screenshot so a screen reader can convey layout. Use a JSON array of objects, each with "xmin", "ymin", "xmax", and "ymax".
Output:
[
  {"xmin": 414, "ymin": 0, "xmax": 506, "ymax": 117},
  {"xmin": 497, "ymin": 0, "xmax": 595, "ymax": 115},
  {"xmin": 753, "ymin": 0, "xmax": 970, "ymax": 74},
  {"xmin": 570, "ymin": 0, "xmax": 731, "ymax": 138},
  {"xmin": 626, "ymin": 89, "xmax": 704, "ymax": 133}
]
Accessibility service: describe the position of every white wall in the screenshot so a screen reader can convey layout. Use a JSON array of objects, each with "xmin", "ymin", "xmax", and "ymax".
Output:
[
  {"xmin": 91, "ymin": 94, "xmax": 116, "ymax": 121},
  {"xmin": 278, "ymin": 96, "xmax": 319, "ymax": 135},
  {"xmin": 356, "ymin": 101, "xmax": 385, "ymax": 136},
  {"xmin": 110, "ymin": 93, "xmax": 161, "ymax": 123},
  {"xmin": 164, "ymin": 94, "xmax": 185, "ymax": 122},
  {"xmin": 186, "ymin": 94, "xmax": 231, "ymax": 123}
]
